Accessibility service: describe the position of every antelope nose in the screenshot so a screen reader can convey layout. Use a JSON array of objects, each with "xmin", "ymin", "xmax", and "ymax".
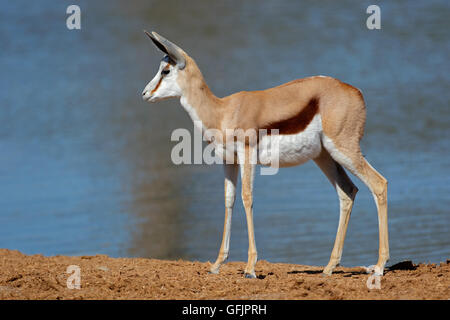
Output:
[{"xmin": 142, "ymin": 90, "xmax": 151, "ymax": 101}]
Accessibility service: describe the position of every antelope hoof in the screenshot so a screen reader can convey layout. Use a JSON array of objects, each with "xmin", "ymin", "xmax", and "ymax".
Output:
[
  {"xmin": 209, "ymin": 267, "xmax": 220, "ymax": 275},
  {"xmin": 373, "ymin": 265, "xmax": 384, "ymax": 276},
  {"xmin": 244, "ymin": 272, "xmax": 256, "ymax": 279},
  {"xmin": 322, "ymin": 270, "xmax": 332, "ymax": 277},
  {"xmin": 322, "ymin": 264, "xmax": 335, "ymax": 276}
]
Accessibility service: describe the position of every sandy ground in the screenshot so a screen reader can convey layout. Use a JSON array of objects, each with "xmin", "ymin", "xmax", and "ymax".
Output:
[{"xmin": 0, "ymin": 249, "xmax": 448, "ymax": 300}]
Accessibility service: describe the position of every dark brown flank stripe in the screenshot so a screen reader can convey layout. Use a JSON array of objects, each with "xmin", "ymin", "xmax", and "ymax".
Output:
[{"xmin": 263, "ymin": 97, "xmax": 319, "ymax": 135}]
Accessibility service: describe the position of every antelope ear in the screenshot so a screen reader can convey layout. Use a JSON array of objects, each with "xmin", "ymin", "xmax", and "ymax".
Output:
[{"xmin": 144, "ymin": 30, "xmax": 186, "ymax": 70}]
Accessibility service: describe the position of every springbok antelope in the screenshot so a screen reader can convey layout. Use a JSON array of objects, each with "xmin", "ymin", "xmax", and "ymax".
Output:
[{"xmin": 142, "ymin": 31, "xmax": 389, "ymax": 278}]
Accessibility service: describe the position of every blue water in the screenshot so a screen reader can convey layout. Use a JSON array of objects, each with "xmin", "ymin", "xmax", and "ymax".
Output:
[{"xmin": 0, "ymin": 0, "xmax": 449, "ymax": 267}]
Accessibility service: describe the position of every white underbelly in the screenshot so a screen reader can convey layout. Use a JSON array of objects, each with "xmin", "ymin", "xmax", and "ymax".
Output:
[{"xmin": 258, "ymin": 114, "xmax": 323, "ymax": 167}]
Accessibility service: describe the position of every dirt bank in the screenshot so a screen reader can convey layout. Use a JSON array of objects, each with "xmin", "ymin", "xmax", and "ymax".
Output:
[{"xmin": 0, "ymin": 249, "xmax": 448, "ymax": 300}]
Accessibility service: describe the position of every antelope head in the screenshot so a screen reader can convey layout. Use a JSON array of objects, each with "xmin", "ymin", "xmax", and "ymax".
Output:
[{"xmin": 142, "ymin": 31, "xmax": 187, "ymax": 103}]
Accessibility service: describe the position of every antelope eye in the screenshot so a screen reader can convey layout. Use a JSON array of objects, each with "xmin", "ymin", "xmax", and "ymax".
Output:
[{"xmin": 161, "ymin": 69, "xmax": 170, "ymax": 75}]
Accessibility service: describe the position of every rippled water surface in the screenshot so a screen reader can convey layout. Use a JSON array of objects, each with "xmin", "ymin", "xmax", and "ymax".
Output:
[{"xmin": 0, "ymin": 0, "xmax": 449, "ymax": 267}]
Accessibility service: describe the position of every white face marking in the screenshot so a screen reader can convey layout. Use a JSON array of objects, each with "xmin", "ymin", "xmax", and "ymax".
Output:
[{"xmin": 142, "ymin": 60, "xmax": 182, "ymax": 103}]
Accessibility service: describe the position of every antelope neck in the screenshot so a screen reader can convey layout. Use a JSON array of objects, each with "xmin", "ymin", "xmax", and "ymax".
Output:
[{"xmin": 180, "ymin": 82, "xmax": 223, "ymax": 132}]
